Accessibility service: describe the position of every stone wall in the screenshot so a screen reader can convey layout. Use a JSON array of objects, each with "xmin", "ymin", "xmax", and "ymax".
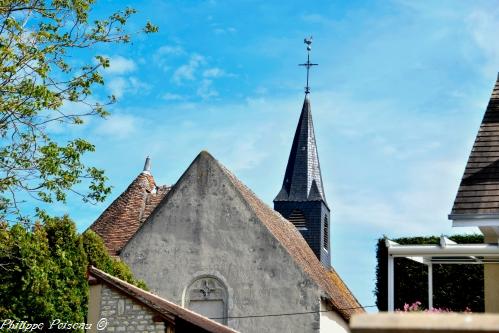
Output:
[
  {"xmin": 484, "ymin": 234, "xmax": 499, "ymax": 313},
  {"xmin": 99, "ymin": 284, "xmax": 166, "ymax": 333}
]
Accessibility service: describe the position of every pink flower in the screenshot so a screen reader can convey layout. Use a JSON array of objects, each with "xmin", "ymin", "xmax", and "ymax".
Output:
[{"xmin": 396, "ymin": 301, "xmax": 471, "ymax": 313}]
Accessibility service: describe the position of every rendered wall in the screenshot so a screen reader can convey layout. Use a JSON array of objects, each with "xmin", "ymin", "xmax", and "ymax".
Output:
[
  {"xmin": 87, "ymin": 284, "xmax": 102, "ymax": 333},
  {"xmin": 484, "ymin": 234, "xmax": 499, "ymax": 313},
  {"xmin": 121, "ymin": 153, "xmax": 323, "ymax": 333},
  {"xmin": 319, "ymin": 299, "xmax": 350, "ymax": 333}
]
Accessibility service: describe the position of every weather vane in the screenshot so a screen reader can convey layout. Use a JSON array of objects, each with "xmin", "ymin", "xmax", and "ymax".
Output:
[{"xmin": 299, "ymin": 36, "xmax": 318, "ymax": 95}]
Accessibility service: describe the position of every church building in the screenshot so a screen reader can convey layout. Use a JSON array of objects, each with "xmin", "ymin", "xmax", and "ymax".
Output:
[{"xmin": 89, "ymin": 39, "xmax": 362, "ymax": 333}]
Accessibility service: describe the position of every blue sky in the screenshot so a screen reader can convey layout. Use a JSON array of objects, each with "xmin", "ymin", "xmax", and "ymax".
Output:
[{"xmin": 48, "ymin": 0, "xmax": 499, "ymax": 310}]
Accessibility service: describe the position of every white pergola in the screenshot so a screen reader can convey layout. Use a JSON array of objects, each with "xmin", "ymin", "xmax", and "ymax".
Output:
[{"xmin": 385, "ymin": 236, "xmax": 499, "ymax": 311}]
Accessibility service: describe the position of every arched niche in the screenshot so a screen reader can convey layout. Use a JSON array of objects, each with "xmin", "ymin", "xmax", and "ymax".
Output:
[{"xmin": 184, "ymin": 276, "xmax": 228, "ymax": 324}]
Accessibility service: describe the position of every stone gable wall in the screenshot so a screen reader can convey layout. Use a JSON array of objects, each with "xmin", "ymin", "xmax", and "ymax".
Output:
[{"xmin": 121, "ymin": 154, "xmax": 324, "ymax": 333}]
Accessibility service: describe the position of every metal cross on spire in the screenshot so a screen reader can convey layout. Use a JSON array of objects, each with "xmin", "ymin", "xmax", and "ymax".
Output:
[{"xmin": 299, "ymin": 36, "xmax": 318, "ymax": 95}]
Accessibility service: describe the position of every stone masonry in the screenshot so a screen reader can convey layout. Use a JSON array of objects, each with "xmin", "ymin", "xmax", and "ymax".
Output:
[{"xmin": 99, "ymin": 284, "xmax": 165, "ymax": 333}]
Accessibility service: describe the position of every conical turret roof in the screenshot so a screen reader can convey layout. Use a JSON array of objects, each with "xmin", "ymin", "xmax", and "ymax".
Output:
[{"xmin": 88, "ymin": 158, "xmax": 171, "ymax": 255}]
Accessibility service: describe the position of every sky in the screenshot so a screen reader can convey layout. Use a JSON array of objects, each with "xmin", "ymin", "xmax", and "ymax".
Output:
[{"xmin": 45, "ymin": 0, "xmax": 499, "ymax": 311}]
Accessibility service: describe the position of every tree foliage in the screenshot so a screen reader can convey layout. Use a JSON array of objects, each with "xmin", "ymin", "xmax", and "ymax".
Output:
[
  {"xmin": 0, "ymin": 0, "xmax": 157, "ymax": 223},
  {"xmin": 82, "ymin": 229, "xmax": 147, "ymax": 290},
  {"xmin": 375, "ymin": 235, "xmax": 484, "ymax": 312},
  {"xmin": 0, "ymin": 217, "xmax": 146, "ymax": 328}
]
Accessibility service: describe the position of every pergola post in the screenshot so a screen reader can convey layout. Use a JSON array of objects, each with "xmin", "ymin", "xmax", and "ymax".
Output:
[
  {"xmin": 388, "ymin": 254, "xmax": 394, "ymax": 311},
  {"xmin": 428, "ymin": 263, "xmax": 433, "ymax": 310}
]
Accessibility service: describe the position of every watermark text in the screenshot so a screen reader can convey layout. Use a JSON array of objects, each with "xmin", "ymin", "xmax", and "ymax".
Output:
[{"xmin": 0, "ymin": 318, "xmax": 108, "ymax": 331}]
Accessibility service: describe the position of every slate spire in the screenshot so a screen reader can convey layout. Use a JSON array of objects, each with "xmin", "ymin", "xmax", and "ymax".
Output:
[
  {"xmin": 274, "ymin": 95, "xmax": 326, "ymax": 203},
  {"xmin": 273, "ymin": 37, "xmax": 331, "ymax": 267}
]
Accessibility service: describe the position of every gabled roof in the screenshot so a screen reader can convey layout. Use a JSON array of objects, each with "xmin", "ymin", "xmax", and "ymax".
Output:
[
  {"xmin": 93, "ymin": 151, "xmax": 362, "ymax": 320},
  {"xmin": 88, "ymin": 266, "xmax": 239, "ymax": 333},
  {"xmin": 274, "ymin": 96, "xmax": 326, "ymax": 203},
  {"xmin": 88, "ymin": 170, "xmax": 170, "ymax": 255},
  {"xmin": 451, "ymin": 74, "xmax": 499, "ymax": 216},
  {"xmin": 216, "ymin": 152, "xmax": 362, "ymax": 320}
]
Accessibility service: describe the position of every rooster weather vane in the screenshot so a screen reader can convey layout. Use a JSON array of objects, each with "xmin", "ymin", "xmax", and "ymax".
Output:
[{"xmin": 299, "ymin": 36, "xmax": 318, "ymax": 95}]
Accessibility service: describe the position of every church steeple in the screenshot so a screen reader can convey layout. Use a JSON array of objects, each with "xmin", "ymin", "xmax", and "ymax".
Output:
[
  {"xmin": 274, "ymin": 37, "xmax": 331, "ymax": 267},
  {"xmin": 274, "ymin": 95, "xmax": 326, "ymax": 203}
]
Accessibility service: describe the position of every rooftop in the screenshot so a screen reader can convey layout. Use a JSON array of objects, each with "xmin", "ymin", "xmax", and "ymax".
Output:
[{"xmin": 451, "ymin": 74, "xmax": 499, "ymax": 217}]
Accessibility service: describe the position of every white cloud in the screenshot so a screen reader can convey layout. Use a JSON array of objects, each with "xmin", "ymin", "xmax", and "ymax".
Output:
[
  {"xmin": 105, "ymin": 56, "xmax": 137, "ymax": 75},
  {"xmin": 156, "ymin": 45, "xmax": 185, "ymax": 56},
  {"xmin": 203, "ymin": 67, "xmax": 227, "ymax": 78},
  {"xmin": 94, "ymin": 114, "xmax": 140, "ymax": 140},
  {"xmin": 213, "ymin": 27, "xmax": 237, "ymax": 34},
  {"xmin": 196, "ymin": 79, "xmax": 218, "ymax": 99},
  {"xmin": 221, "ymin": 134, "xmax": 268, "ymax": 172},
  {"xmin": 108, "ymin": 77, "xmax": 127, "ymax": 98},
  {"xmin": 172, "ymin": 54, "xmax": 206, "ymax": 84},
  {"xmin": 162, "ymin": 93, "xmax": 185, "ymax": 101},
  {"xmin": 129, "ymin": 77, "xmax": 151, "ymax": 92},
  {"xmin": 467, "ymin": 8, "xmax": 499, "ymax": 74},
  {"xmin": 254, "ymin": 86, "xmax": 268, "ymax": 95},
  {"xmin": 107, "ymin": 77, "xmax": 151, "ymax": 99},
  {"xmin": 152, "ymin": 45, "xmax": 185, "ymax": 72}
]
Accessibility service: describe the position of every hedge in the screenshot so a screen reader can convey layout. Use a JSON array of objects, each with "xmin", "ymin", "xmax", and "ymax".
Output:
[
  {"xmin": 0, "ymin": 216, "xmax": 146, "ymax": 331},
  {"xmin": 375, "ymin": 235, "xmax": 484, "ymax": 312}
]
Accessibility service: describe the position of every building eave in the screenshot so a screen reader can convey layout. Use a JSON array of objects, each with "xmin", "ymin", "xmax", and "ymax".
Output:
[{"xmin": 449, "ymin": 213, "xmax": 499, "ymax": 227}]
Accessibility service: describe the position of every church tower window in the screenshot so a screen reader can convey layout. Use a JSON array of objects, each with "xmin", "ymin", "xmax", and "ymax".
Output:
[
  {"xmin": 323, "ymin": 216, "xmax": 329, "ymax": 250},
  {"xmin": 288, "ymin": 209, "xmax": 307, "ymax": 229}
]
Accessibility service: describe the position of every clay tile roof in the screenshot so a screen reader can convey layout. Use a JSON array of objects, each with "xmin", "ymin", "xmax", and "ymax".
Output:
[
  {"xmin": 217, "ymin": 155, "xmax": 364, "ymax": 320},
  {"xmin": 88, "ymin": 172, "xmax": 170, "ymax": 255},
  {"xmin": 88, "ymin": 266, "xmax": 239, "ymax": 333},
  {"xmin": 451, "ymin": 74, "xmax": 499, "ymax": 217}
]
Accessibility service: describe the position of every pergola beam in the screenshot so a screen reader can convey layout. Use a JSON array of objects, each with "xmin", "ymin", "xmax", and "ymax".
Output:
[{"xmin": 388, "ymin": 244, "xmax": 499, "ymax": 257}]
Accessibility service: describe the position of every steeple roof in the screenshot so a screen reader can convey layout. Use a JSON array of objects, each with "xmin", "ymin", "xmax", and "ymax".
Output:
[
  {"xmin": 274, "ymin": 96, "xmax": 326, "ymax": 203},
  {"xmin": 451, "ymin": 74, "xmax": 499, "ymax": 216}
]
